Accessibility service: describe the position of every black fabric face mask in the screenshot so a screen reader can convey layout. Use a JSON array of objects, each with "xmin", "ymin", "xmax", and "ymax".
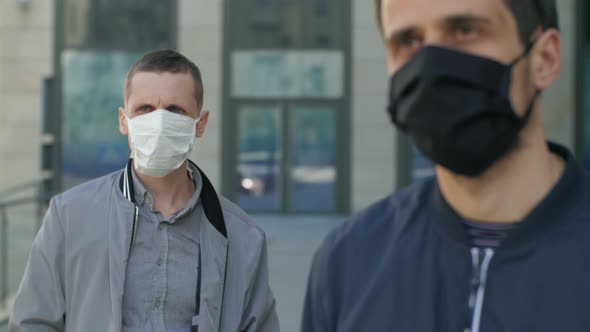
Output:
[{"xmin": 387, "ymin": 45, "xmax": 538, "ymax": 177}]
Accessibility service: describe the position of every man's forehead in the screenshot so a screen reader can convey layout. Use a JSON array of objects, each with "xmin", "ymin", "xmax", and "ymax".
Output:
[
  {"xmin": 130, "ymin": 71, "xmax": 194, "ymax": 88},
  {"xmin": 382, "ymin": 0, "xmax": 512, "ymax": 34},
  {"xmin": 127, "ymin": 71, "xmax": 196, "ymax": 102}
]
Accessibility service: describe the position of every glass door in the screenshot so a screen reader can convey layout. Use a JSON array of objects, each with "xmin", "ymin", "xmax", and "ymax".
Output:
[
  {"xmin": 236, "ymin": 103, "xmax": 337, "ymax": 213},
  {"xmin": 290, "ymin": 105, "xmax": 336, "ymax": 212},
  {"xmin": 237, "ymin": 105, "xmax": 283, "ymax": 211},
  {"xmin": 223, "ymin": 0, "xmax": 351, "ymax": 214}
]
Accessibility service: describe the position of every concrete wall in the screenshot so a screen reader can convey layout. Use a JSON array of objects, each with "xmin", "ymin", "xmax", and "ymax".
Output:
[
  {"xmin": 180, "ymin": 0, "xmax": 223, "ymax": 189},
  {"xmin": 351, "ymin": 0, "xmax": 395, "ymax": 212},
  {"xmin": 0, "ymin": 0, "xmax": 54, "ymax": 190},
  {"xmin": 542, "ymin": 0, "xmax": 576, "ymax": 148}
]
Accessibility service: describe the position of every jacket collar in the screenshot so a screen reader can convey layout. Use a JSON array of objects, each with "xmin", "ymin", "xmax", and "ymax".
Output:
[
  {"xmin": 432, "ymin": 142, "xmax": 587, "ymax": 254},
  {"xmin": 119, "ymin": 159, "xmax": 227, "ymax": 238}
]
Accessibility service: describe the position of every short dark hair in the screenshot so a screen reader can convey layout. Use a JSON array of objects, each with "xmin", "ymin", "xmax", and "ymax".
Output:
[
  {"xmin": 374, "ymin": 0, "xmax": 559, "ymax": 44},
  {"xmin": 125, "ymin": 49, "xmax": 204, "ymax": 107}
]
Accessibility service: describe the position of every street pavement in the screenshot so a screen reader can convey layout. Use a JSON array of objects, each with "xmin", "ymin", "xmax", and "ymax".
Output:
[
  {"xmin": 257, "ymin": 215, "xmax": 343, "ymax": 331},
  {"xmin": 0, "ymin": 210, "xmax": 345, "ymax": 332}
]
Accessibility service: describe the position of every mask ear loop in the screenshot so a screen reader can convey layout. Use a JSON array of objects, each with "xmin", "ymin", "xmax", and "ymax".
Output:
[
  {"xmin": 195, "ymin": 109, "xmax": 207, "ymax": 136},
  {"xmin": 518, "ymin": 90, "xmax": 541, "ymax": 129},
  {"xmin": 184, "ymin": 112, "xmax": 203, "ymax": 162},
  {"xmin": 508, "ymin": 40, "xmax": 540, "ymax": 128},
  {"xmin": 510, "ymin": 41, "xmax": 536, "ymax": 67},
  {"xmin": 124, "ymin": 110, "xmax": 136, "ymax": 160}
]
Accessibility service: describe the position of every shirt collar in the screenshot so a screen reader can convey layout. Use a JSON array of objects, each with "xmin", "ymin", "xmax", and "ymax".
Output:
[{"xmin": 130, "ymin": 162, "xmax": 203, "ymax": 217}]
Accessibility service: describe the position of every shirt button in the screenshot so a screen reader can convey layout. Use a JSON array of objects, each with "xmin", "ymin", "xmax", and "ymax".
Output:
[
  {"xmin": 154, "ymin": 298, "xmax": 161, "ymax": 308},
  {"xmin": 156, "ymin": 257, "xmax": 163, "ymax": 266},
  {"xmin": 145, "ymin": 196, "xmax": 152, "ymax": 205}
]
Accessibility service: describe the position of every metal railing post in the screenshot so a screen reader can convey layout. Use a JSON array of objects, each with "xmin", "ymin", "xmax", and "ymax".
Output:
[
  {"xmin": 36, "ymin": 203, "xmax": 43, "ymax": 232},
  {"xmin": 1, "ymin": 206, "xmax": 8, "ymax": 304},
  {"xmin": 36, "ymin": 182, "xmax": 44, "ymax": 232}
]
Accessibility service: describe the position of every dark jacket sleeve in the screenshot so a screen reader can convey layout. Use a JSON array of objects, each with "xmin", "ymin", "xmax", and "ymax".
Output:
[{"xmin": 302, "ymin": 237, "xmax": 334, "ymax": 332}]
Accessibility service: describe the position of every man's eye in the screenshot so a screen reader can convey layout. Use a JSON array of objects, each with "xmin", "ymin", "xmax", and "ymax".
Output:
[
  {"xmin": 390, "ymin": 34, "xmax": 422, "ymax": 60},
  {"xmin": 399, "ymin": 35, "xmax": 421, "ymax": 49},
  {"xmin": 387, "ymin": 29, "xmax": 424, "ymax": 62},
  {"xmin": 454, "ymin": 25, "xmax": 479, "ymax": 42}
]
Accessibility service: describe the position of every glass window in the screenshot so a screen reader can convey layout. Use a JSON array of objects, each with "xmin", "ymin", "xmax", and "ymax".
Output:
[
  {"xmin": 230, "ymin": 0, "xmax": 346, "ymax": 49},
  {"xmin": 60, "ymin": 0, "xmax": 176, "ymax": 187},
  {"xmin": 290, "ymin": 106, "xmax": 336, "ymax": 212},
  {"xmin": 237, "ymin": 105, "xmax": 283, "ymax": 211},
  {"xmin": 61, "ymin": 51, "xmax": 140, "ymax": 187},
  {"xmin": 64, "ymin": 0, "xmax": 174, "ymax": 51},
  {"xmin": 232, "ymin": 50, "xmax": 343, "ymax": 99}
]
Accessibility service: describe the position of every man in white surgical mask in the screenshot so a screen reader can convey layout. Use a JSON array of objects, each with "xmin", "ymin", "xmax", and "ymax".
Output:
[{"xmin": 10, "ymin": 50, "xmax": 279, "ymax": 332}]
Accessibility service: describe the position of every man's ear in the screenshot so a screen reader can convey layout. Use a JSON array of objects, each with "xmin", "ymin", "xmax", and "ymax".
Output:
[
  {"xmin": 196, "ymin": 110, "xmax": 209, "ymax": 138},
  {"xmin": 530, "ymin": 28, "xmax": 561, "ymax": 90},
  {"xmin": 118, "ymin": 107, "xmax": 129, "ymax": 135}
]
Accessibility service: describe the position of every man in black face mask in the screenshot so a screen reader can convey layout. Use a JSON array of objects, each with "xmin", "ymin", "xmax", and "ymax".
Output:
[{"xmin": 302, "ymin": 0, "xmax": 590, "ymax": 331}]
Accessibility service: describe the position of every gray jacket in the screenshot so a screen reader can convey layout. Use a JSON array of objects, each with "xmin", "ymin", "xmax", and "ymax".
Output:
[{"xmin": 9, "ymin": 166, "xmax": 279, "ymax": 332}]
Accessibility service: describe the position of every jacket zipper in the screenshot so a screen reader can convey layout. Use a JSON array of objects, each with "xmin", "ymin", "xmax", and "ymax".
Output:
[
  {"xmin": 217, "ymin": 244, "xmax": 229, "ymax": 331},
  {"xmin": 466, "ymin": 247, "xmax": 494, "ymax": 332}
]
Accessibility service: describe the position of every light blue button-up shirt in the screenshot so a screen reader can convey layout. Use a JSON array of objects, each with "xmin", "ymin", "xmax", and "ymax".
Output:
[{"xmin": 122, "ymin": 165, "xmax": 202, "ymax": 332}]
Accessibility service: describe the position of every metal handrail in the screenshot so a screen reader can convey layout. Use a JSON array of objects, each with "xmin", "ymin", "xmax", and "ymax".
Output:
[
  {"xmin": 0, "ymin": 191, "xmax": 50, "ymax": 323},
  {"xmin": 0, "ymin": 181, "xmax": 43, "ymax": 200},
  {"xmin": 0, "ymin": 173, "xmax": 51, "ymax": 200},
  {"xmin": 0, "ymin": 196, "xmax": 43, "ymax": 209},
  {"xmin": 1, "ymin": 206, "xmax": 7, "ymax": 313}
]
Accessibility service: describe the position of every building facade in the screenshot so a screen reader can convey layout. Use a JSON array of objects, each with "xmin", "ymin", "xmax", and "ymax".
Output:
[
  {"xmin": 0, "ymin": 0, "xmax": 582, "ymax": 214},
  {"xmin": 0, "ymin": 0, "xmax": 54, "ymax": 192}
]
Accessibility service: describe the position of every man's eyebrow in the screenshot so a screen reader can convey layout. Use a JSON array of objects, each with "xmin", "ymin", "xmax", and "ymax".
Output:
[
  {"xmin": 386, "ymin": 26, "xmax": 419, "ymax": 45},
  {"xmin": 444, "ymin": 13, "xmax": 493, "ymax": 27},
  {"xmin": 165, "ymin": 104, "xmax": 186, "ymax": 111},
  {"xmin": 135, "ymin": 103, "xmax": 154, "ymax": 109},
  {"xmin": 385, "ymin": 13, "xmax": 493, "ymax": 44}
]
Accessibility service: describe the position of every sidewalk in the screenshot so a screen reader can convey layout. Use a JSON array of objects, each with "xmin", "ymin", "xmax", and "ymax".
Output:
[{"xmin": 256, "ymin": 215, "xmax": 343, "ymax": 332}]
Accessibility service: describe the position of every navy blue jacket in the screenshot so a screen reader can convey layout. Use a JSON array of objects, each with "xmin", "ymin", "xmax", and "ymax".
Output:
[{"xmin": 303, "ymin": 143, "xmax": 590, "ymax": 332}]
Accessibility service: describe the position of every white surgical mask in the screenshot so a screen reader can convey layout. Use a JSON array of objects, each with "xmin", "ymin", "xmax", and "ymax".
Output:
[{"xmin": 126, "ymin": 109, "xmax": 200, "ymax": 177}]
